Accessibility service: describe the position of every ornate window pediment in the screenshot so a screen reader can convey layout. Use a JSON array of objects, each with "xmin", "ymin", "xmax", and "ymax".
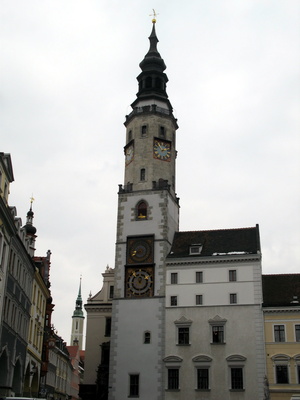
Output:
[
  {"xmin": 192, "ymin": 355, "xmax": 212, "ymax": 363},
  {"xmin": 174, "ymin": 316, "xmax": 193, "ymax": 326},
  {"xmin": 163, "ymin": 355, "xmax": 183, "ymax": 363},
  {"xmin": 226, "ymin": 355, "xmax": 247, "ymax": 362}
]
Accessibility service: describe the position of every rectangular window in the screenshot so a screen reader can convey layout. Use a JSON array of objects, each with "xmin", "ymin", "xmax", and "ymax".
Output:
[
  {"xmin": 140, "ymin": 168, "xmax": 145, "ymax": 181},
  {"xmin": 171, "ymin": 273, "xmax": 178, "ymax": 284},
  {"xmin": 168, "ymin": 368, "xmax": 179, "ymax": 390},
  {"xmin": 105, "ymin": 317, "xmax": 111, "ymax": 337},
  {"xmin": 276, "ymin": 365, "xmax": 289, "ymax": 384},
  {"xmin": 196, "ymin": 295, "xmax": 203, "ymax": 305},
  {"xmin": 230, "ymin": 293, "xmax": 237, "ymax": 304},
  {"xmin": 212, "ymin": 326, "xmax": 224, "ymax": 343},
  {"xmin": 297, "ymin": 365, "xmax": 300, "ymax": 384},
  {"xmin": 295, "ymin": 324, "xmax": 300, "ymax": 342},
  {"xmin": 109, "ymin": 285, "xmax": 114, "ymax": 299},
  {"xmin": 178, "ymin": 327, "xmax": 189, "ymax": 345},
  {"xmin": 197, "ymin": 368, "xmax": 209, "ymax": 390},
  {"xmin": 129, "ymin": 374, "xmax": 139, "ymax": 396},
  {"xmin": 229, "ymin": 270, "xmax": 237, "ymax": 281},
  {"xmin": 170, "ymin": 296, "xmax": 177, "ymax": 306},
  {"xmin": 231, "ymin": 368, "xmax": 243, "ymax": 389},
  {"xmin": 160, "ymin": 126, "xmax": 166, "ymax": 138},
  {"xmin": 274, "ymin": 325, "xmax": 285, "ymax": 342},
  {"xmin": 141, "ymin": 125, "xmax": 147, "ymax": 136},
  {"xmin": 196, "ymin": 271, "xmax": 203, "ymax": 283}
]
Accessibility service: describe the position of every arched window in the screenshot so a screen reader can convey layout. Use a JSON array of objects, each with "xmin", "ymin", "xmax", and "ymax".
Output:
[
  {"xmin": 140, "ymin": 168, "xmax": 146, "ymax": 181},
  {"xmin": 155, "ymin": 77, "xmax": 162, "ymax": 89},
  {"xmin": 145, "ymin": 76, "xmax": 152, "ymax": 88},
  {"xmin": 137, "ymin": 201, "xmax": 148, "ymax": 220},
  {"xmin": 144, "ymin": 331, "xmax": 151, "ymax": 344}
]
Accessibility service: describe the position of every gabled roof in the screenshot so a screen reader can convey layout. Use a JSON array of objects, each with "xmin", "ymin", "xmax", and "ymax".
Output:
[
  {"xmin": 262, "ymin": 274, "xmax": 300, "ymax": 307},
  {"xmin": 167, "ymin": 225, "xmax": 260, "ymax": 259}
]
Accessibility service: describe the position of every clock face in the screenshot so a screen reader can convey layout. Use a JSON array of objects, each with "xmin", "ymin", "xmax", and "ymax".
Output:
[
  {"xmin": 128, "ymin": 238, "xmax": 153, "ymax": 264},
  {"xmin": 153, "ymin": 139, "xmax": 171, "ymax": 161},
  {"xmin": 125, "ymin": 145, "xmax": 134, "ymax": 165},
  {"xmin": 126, "ymin": 267, "xmax": 154, "ymax": 297}
]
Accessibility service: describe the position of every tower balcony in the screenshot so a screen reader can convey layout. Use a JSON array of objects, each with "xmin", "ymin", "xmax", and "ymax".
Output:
[{"xmin": 125, "ymin": 104, "xmax": 178, "ymax": 128}]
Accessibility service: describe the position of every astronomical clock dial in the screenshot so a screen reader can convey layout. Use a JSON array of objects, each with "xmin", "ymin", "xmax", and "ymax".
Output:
[
  {"xmin": 126, "ymin": 267, "xmax": 154, "ymax": 297},
  {"xmin": 127, "ymin": 237, "xmax": 153, "ymax": 264},
  {"xmin": 153, "ymin": 139, "xmax": 171, "ymax": 161},
  {"xmin": 125, "ymin": 144, "xmax": 134, "ymax": 165}
]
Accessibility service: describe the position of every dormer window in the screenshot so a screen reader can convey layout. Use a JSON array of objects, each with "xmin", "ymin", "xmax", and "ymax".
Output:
[{"xmin": 189, "ymin": 244, "xmax": 202, "ymax": 255}]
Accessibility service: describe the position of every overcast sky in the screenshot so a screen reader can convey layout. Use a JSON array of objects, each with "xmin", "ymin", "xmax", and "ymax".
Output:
[{"xmin": 1, "ymin": 1, "xmax": 299, "ymax": 346}]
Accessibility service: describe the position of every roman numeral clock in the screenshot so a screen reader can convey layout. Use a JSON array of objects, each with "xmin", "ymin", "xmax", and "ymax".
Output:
[{"xmin": 125, "ymin": 236, "xmax": 154, "ymax": 297}]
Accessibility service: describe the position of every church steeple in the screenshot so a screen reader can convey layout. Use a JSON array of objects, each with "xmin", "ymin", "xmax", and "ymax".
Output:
[
  {"xmin": 23, "ymin": 196, "xmax": 37, "ymax": 256},
  {"xmin": 70, "ymin": 277, "xmax": 85, "ymax": 349}
]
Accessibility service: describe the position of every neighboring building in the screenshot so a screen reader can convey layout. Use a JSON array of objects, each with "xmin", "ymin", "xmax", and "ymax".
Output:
[
  {"xmin": 80, "ymin": 265, "xmax": 114, "ymax": 400},
  {"xmin": 70, "ymin": 278, "xmax": 85, "ymax": 350},
  {"xmin": 23, "ymin": 249, "xmax": 52, "ymax": 397},
  {"xmin": 46, "ymin": 333, "xmax": 73, "ymax": 400},
  {"xmin": 0, "ymin": 154, "xmax": 35, "ymax": 397},
  {"xmin": 263, "ymin": 274, "xmax": 300, "ymax": 400},
  {"xmin": 165, "ymin": 227, "xmax": 266, "ymax": 399},
  {"xmin": 67, "ymin": 345, "xmax": 84, "ymax": 400},
  {"xmin": 0, "ymin": 153, "xmax": 14, "ymax": 333}
]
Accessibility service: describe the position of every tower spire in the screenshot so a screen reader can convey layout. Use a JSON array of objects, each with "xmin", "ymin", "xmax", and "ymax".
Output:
[
  {"xmin": 131, "ymin": 17, "xmax": 171, "ymax": 110},
  {"xmin": 70, "ymin": 276, "xmax": 85, "ymax": 349}
]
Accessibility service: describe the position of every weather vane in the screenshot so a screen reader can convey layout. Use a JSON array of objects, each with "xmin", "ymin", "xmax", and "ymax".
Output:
[{"xmin": 149, "ymin": 9, "xmax": 159, "ymax": 23}]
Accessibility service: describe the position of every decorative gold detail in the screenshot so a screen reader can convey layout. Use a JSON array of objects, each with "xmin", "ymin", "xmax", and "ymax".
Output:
[{"xmin": 149, "ymin": 9, "xmax": 159, "ymax": 23}]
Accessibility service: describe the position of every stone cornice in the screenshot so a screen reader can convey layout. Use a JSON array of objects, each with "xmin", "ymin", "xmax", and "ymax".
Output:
[{"xmin": 263, "ymin": 307, "xmax": 300, "ymax": 313}]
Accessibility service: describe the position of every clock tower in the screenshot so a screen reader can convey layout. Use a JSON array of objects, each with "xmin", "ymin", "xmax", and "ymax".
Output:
[{"xmin": 109, "ymin": 19, "xmax": 179, "ymax": 400}]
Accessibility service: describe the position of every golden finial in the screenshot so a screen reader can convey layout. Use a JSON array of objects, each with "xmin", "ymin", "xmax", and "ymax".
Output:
[
  {"xmin": 30, "ymin": 195, "xmax": 35, "ymax": 204},
  {"xmin": 149, "ymin": 9, "xmax": 159, "ymax": 23}
]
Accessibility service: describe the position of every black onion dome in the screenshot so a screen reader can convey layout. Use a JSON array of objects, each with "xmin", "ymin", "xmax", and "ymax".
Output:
[
  {"xmin": 24, "ymin": 223, "xmax": 37, "ymax": 235},
  {"xmin": 139, "ymin": 23, "xmax": 166, "ymax": 72}
]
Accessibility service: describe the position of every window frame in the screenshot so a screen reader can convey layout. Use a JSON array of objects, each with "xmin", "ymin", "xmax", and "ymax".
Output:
[
  {"xmin": 230, "ymin": 293, "xmax": 237, "ymax": 304},
  {"xmin": 274, "ymin": 324, "xmax": 286, "ymax": 342},
  {"xmin": 170, "ymin": 272, "xmax": 178, "ymax": 284},
  {"xmin": 129, "ymin": 374, "xmax": 139, "ymax": 397},
  {"xmin": 196, "ymin": 271, "xmax": 203, "ymax": 283},
  {"xmin": 229, "ymin": 269, "xmax": 237, "ymax": 282},
  {"xmin": 197, "ymin": 368, "xmax": 209, "ymax": 390},
  {"xmin": 295, "ymin": 324, "xmax": 300, "ymax": 342},
  {"xmin": 230, "ymin": 367, "xmax": 244, "ymax": 390},
  {"xmin": 209, "ymin": 316, "xmax": 227, "ymax": 345},
  {"xmin": 144, "ymin": 331, "xmax": 151, "ymax": 344},
  {"xmin": 196, "ymin": 294, "xmax": 203, "ymax": 305},
  {"xmin": 276, "ymin": 365, "xmax": 289, "ymax": 384},
  {"xmin": 170, "ymin": 296, "xmax": 177, "ymax": 306},
  {"xmin": 167, "ymin": 368, "xmax": 179, "ymax": 390},
  {"xmin": 178, "ymin": 327, "xmax": 190, "ymax": 346}
]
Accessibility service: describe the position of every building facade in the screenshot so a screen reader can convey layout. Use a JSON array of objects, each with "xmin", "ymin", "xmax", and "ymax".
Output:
[
  {"xmin": 108, "ymin": 18, "xmax": 179, "ymax": 400},
  {"xmin": 165, "ymin": 228, "xmax": 266, "ymax": 399},
  {"xmin": 104, "ymin": 19, "xmax": 267, "ymax": 400},
  {"xmin": 263, "ymin": 274, "xmax": 300, "ymax": 400},
  {"xmin": 0, "ymin": 153, "xmax": 35, "ymax": 396},
  {"xmin": 81, "ymin": 265, "xmax": 114, "ymax": 400}
]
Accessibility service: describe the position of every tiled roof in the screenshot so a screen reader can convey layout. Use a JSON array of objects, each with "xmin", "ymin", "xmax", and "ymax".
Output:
[
  {"xmin": 262, "ymin": 274, "xmax": 300, "ymax": 307},
  {"xmin": 167, "ymin": 225, "xmax": 260, "ymax": 258}
]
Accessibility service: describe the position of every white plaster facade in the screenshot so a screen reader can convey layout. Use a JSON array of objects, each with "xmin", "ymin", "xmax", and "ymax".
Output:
[{"xmin": 165, "ymin": 253, "xmax": 266, "ymax": 399}]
